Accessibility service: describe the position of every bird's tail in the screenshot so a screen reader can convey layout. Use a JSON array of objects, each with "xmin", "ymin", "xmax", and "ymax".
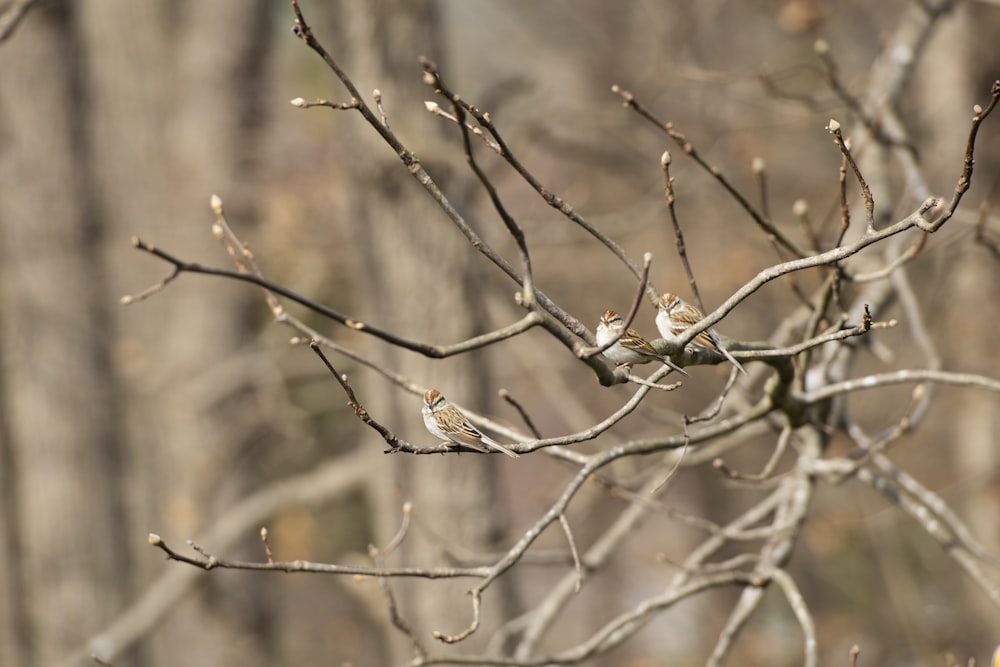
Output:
[
  {"xmin": 481, "ymin": 435, "xmax": 520, "ymax": 458},
  {"xmin": 720, "ymin": 346, "xmax": 747, "ymax": 375}
]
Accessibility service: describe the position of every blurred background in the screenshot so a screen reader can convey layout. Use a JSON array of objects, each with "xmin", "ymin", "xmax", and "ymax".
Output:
[{"xmin": 1, "ymin": 1, "xmax": 999, "ymax": 665}]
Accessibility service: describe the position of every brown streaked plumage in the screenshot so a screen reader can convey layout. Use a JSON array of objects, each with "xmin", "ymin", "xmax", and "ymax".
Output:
[
  {"xmin": 595, "ymin": 310, "xmax": 688, "ymax": 376},
  {"xmin": 421, "ymin": 389, "xmax": 519, "ymax": 458},
  {"xmin": 656, "ymin": 294, "xmax": 746, "ymax": 374}
]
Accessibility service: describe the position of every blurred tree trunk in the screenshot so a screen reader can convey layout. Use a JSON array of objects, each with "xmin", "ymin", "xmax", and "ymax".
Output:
[
  {"xmin": 325, "ymin": 0, "xmax": 516, "ymax": 659},
  {"xmin": 0, "ymin": 4, "xmax": 130, "ymax": 666},
  {"xmin": 82, "ymin": 0, "xmax": 273, "ymax": 665},
  {"xmin": 916, "ymin": 1, "xmax": 1000, "ymax": 627},
  {"xmin": 1, "ymin": 1, "xmax": 272, "ymax": 666}
]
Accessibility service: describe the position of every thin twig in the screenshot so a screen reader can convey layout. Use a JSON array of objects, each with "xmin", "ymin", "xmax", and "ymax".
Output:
[
  {"xmin": 814, "ymin": 39, "xmax": 917, "ymax": 154},
  {"xmin": 827, "ymin": 119, "xmax": 876, "ymax": 232},
  {"xmin": 498, "ymin": 389, "xmax": 542, "ymax": 439},
  {"xmin": 309, "ymin": 341, "xmax": 405, "ymax": 451},
  {"xmin": 423, "ymin": 59, "xmax": 659, "ymax": 304},
  {"xmin": 582, "ymin": 252, "xmax": 653, "ymax": 359},
  {"xmin": 651, "ymin": 437, "xmax": 689, "ymax": 494},
  {"xmin": 802, "ymin": 368, "xmax": 1000, "ymax": 405},
  {"xmin": 857, "ymin": 464, "xmax": 1000, "ymax": 608},
  {"xmin": 684, "ymin": 365, "xmax": 742, "ymax": 425},
  {"xmin": 126, "ymin": 236, "xmax": 543, "ymax": 359},
  {"xmin": 444, "ymin": 86, "xmax": 536, "ymax": 303},
  {"xmin": 289, "ymin": 96, "xmax": 359, "ymax": 110},
  {"xmin": 751, "ymin": 156, "xmax": 812, "ymax": 306},
  {"xmin": 714, "ymin": 423, "xmax": 793, "ymax": 482},
  {"xmin": 288, "ymin": 1, "xmax": 590, "ymax": 340},
  {"xmin": 792, "ymin": 199, "xmax": 823, "ymax": 255},
  {"xmin": 558, "ymin": 514, "xmax": 583, "ymax": 593},
  {"xmin": 431, "ymin": 397, "xmax": 773, "ymax": 642},
  {"xmin": 660, "ymin": 151, "xmax": 704, "ymax": 311},
  {"xmin": 612, "ymin": 84, "xmax": 806, "ymax": 258},
  {"xmin": 925, "ymin": 80, "xmax": 1000, "ymax": 232},
  {"xmin": 260, "ymin": 527, "xmax": 274, "ymax": 564},
  {"xmin": 769, "ymin": 567, "xmax": 818, "ymax": 667},
  {"xmin": 743, "ymin": 311, "xmax": 893, "ymax": 360},
  {"xmin": 369, "ymin": 503, "xmax": 426, "ymax": 659},
  {"xmin": 146, "ymin": 533, "xmax": 488, "ymax": 578},
  {"xmin": 380, "ymin": 501, "xmax": 413, "ymax": 557}
]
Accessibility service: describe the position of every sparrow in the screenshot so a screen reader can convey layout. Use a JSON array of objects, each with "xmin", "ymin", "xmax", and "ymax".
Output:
[
  {"xmin": 422, "ymin": 389, "xmax": 519, "ymax": 458},
  {"xmin": 656, "ymin": 293, "xmax": 746, "ymax": 374},
  {"xmin": 596, "ymin": 310, "xmax": 688, "ymax": 376}
]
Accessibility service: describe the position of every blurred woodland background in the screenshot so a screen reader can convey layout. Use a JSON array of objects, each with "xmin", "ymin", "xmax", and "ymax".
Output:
[{"xmin": 1, "ymin": 1, "xmax": 1000, "ymax": 666}]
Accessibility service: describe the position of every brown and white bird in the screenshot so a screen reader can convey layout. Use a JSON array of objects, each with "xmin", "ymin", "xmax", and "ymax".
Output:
[
  {"xmin": 596, "ymin": 310, "xmax": 688, "ymax": 376},
  {"xmin": 422, "ymin": 389, "xmax": 519, "ymax": 458},
  {"xmin": 656, "ymin": 293, "xmax": 746, "ymax": 374}
]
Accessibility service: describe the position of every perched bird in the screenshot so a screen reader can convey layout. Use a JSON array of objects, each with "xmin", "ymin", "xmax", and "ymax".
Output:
[
  {"xmin": 422, "ymin": 389, "xmax": 519, "ymax": 458},
  {"xmin": 596, "ymin": 310, "xmax": 688, "ymax": 376},
  {"xmin": 656, "ymin": 293, "xmax": 746, "ymax": 374}
]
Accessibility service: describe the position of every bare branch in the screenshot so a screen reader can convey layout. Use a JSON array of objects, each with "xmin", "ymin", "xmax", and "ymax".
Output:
[
  {"xmin": 827, "ymin": 119, "xmax": 876, "ymax": 232},
  {"xmin": 557, "ymin": 514, "xmax": 583, "ymax": 594},
  {"xmin": 613, "ymin": 84, "xmax": 806, "ymax": 258},
  {"xmin": 926, "ymin": 80, "xmax": 1000, "ymax": 232},
  {"xmin": 370, "ymin": 503, "xmax": 426, "ymax": 659},
  {"xmin": 147, "ymin": 533, "xmax": 488, "ymax": 579},
  {"xmin": 714, "ymin": 423, "xmax": 793, "ymax": 482},
  {"xmin": 858, "ymin": 461, "xmax": 1000, "ymax": 608},
  {"xmin": 78, "ymin": 450, "xmax": 373, "ymax": 663},
  {"xmin": 103, "ymin": 4, "xmax": 1000, "ymax": 665},
  {"xmin": 423, "ymin": 59, "xmax": 658, "ymax": 303},
  {"xmin": 660, "ymin": 151, "xmax": 703, "ymax": 310},
  {"xmin": 769, "ymin": 567, "xmax": 818, "ymax": 667},
  {"xmin": 814, "ymin": 39, "xmax": 918, "ymax": 154},
  {"xmin": 497, "ymin": 388, "xmax": 542, "ymax": 440},
  {"xmin": 581, "ymin": 252, "xmax": 653, "ymax": 359},
  {"xmin": 126, "ymin": 235, "xmax": 543, "ymax": 359},
  {"xmin": 802, "ymin": 369, "xmax": 1000, "ymax": 405},
  {"xmin": 288, "ymin": 1, "xmax": 590, "ymax": 340}
]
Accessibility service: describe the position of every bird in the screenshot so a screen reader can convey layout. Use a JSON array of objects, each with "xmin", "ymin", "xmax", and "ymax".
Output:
[
  {"xmin": 596, "ymin": 310, "xmax": 688, "ymax": 376},
  {"xmin": 656, "ymin": 293, "xmax": 746, "ymax": 374},
  {"xmin": 421, "ymin": 389, "xmax": 519, "ymax": 458}
]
